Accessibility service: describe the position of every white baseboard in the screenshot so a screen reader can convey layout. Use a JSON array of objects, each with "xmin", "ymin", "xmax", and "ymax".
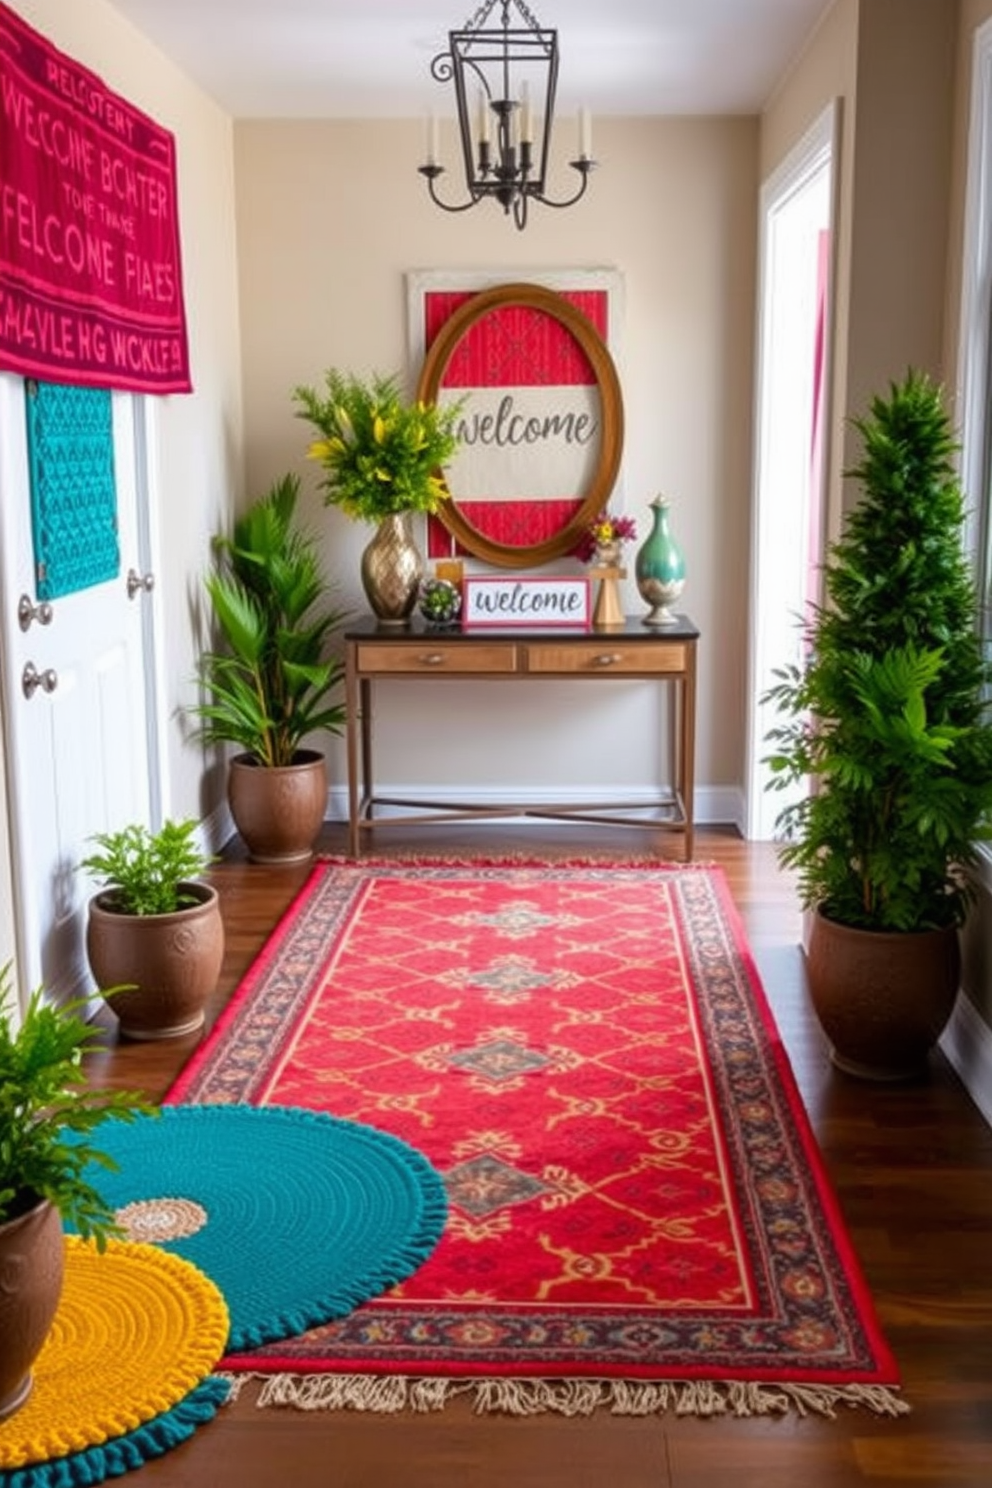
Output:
[{"xmin": 940, "ymin": 991, "xmax": 992, "ymax": 1128}]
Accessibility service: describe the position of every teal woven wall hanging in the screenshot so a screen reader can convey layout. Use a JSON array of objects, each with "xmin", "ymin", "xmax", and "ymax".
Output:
[{"xmin": 25, "ymin": 379, "xmax": 120, "ymax": 601}]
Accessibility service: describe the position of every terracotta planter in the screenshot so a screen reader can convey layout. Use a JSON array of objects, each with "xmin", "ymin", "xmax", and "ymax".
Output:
[
  {"xmin": 0, "ymin": 1197, "xmax": 64, "ymax": 1420},
  {"xmin": 228, "ymin": 749, "xmax": 327, "ymax": 864},
  {"xmin": 86, "ymin": 882, "xmax": 225, "ymax": 1040},
  {"xmin": 806, "ymin": 910, "xmax": 961, "ymax": 1081}
]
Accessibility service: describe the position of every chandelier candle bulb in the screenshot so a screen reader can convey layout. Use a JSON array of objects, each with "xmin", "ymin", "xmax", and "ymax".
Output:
[
  {"xmin": 477, "ymin": 91, "xmax": 491, "ymax": 145},
  {"xmin": 579, "ymin": 106, "xmax": 592, "ymax": 161},
  {"xmin": 520, "ymin": 82, "xmax": 533, "ymax": 144},
  {"xmin": 426, "ymin": 113, "xmax": 439, "ymax": 167}
]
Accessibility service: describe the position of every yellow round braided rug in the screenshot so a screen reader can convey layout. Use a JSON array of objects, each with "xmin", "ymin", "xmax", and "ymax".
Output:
[{"xmin": 0, "ymin": 1235, "xmax": 229, "ymax": 1473}]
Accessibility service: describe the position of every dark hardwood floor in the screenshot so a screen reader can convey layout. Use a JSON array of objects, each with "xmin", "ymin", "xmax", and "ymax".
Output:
[{"xmin": 81, "ymin": 824, "xmax": 992, "ymax": 1487}]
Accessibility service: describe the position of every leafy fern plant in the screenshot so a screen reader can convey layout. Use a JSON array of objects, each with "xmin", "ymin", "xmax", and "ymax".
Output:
[
  {"xmin": 190, "ymin": 473, "xmax": 347, "ymax": 767},
  {"xmin": 0, "ymin": 969, "xmax": 152, "ymax": 1245},
  {"xmin": 80, "ymin": 818, "xmax": 211, "ymax": 916},
  {"xmin": 765, "ymin": 370, "xmax": 992, "ymax": 931}
]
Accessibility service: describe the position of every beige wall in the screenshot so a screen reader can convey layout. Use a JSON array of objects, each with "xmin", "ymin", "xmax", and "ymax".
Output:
[
  {"xmin": 235, "ymin": 115, "xmax": 758, "ymax": 803},
  {"xmin": 843, "ymin": 0, "xmax": 957, "ymax": 446},
  {"xmin": 0, "ymin": 0, "xmax": 244, "ymax": 989}
]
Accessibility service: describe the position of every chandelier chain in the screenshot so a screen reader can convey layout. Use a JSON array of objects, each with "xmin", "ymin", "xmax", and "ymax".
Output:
[{"xmin": 463, "ymin": 0, "xmax": 543, "ymax": 36}]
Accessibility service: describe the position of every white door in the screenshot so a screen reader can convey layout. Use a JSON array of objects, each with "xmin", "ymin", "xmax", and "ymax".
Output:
[{"xmin": 0, "ymin": 373, "xmax": 161, "ymax": 1005}]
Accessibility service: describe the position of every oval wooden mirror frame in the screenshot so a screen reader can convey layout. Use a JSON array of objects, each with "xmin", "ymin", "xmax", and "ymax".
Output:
[{"xmin": 415, "ymin": 282, "xmax": 625, "ymax": 569}]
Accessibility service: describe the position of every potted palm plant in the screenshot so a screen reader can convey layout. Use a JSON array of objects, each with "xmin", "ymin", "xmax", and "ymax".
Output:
[
  {"xmin": 82, "ymin": 818, "xmax": 224, "ymax": 1040},
  {"xmin": 190, "ymin": 472, "xmax": 348, "ymax": 861},
  {"xmin": 294, "ymin": 369, "xmax": 462, "ymax": 624},
  {"xmin": 0, "ymin": 968, "xmax": 150, "ymax": 1418},
  {"xmin": 765, "ymin": 370, "xmax": 992, "ymax": 1079}
]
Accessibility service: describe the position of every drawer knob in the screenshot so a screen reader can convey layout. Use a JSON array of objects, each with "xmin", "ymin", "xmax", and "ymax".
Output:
[
  {"xmin": 594, "ymin": 652, "xmax": 623, "ymax": 666},
  {"xmin": 419, "ymin": 653, "xmax": 446, "ymax": 666}
]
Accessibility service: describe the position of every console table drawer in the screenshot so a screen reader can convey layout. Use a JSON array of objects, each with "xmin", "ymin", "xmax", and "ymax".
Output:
[
  {"xmin": 524, "ymin": 641, "xmax": 688, "ymax": 675},
  {"xmin": 356, "ymin": 642, "xmax": 519, "ymax": 675}
]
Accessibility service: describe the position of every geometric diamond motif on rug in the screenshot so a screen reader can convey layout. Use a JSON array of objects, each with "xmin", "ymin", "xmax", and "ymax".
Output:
[
  {"xmin": 443, "ymin": 1154, "xmax": 551, "ymax": 1217},
  {"xmin": 451, "ymin": 899, "xmax": 582, "ymax": 940},
  {"xmin": 444, "ymin": 953, "xmax": 579, "ymax": 1004},
  {"xmin": 447, "ymin": 1039, "xmax": 550, "ymax": 1082}
]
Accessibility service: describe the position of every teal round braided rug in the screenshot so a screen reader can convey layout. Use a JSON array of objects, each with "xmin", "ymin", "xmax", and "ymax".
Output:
[{"xmin": 73, "ymin": 1104, "xmax": 447, "ymax": 1354}]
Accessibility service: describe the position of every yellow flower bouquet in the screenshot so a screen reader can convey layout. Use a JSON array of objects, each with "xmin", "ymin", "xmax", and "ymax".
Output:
[{"xmin": 293, "ymin": 370, "xmax": 462, "ymax": 523}]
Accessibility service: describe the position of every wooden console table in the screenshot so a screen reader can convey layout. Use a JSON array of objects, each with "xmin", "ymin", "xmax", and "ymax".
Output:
[{"xmin": 343, "ymin": 615, "xmax": 699, "ymax": 859}]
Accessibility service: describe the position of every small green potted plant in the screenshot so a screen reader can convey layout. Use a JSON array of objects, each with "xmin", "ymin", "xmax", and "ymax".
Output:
[
  {"xmin": 190, "ymin": 472, "xmax": 348, "ymax": 862},
  {"xmin": 0, "ymin": 967, "xmax": 150, "ymax": 1417},
  {"xmin": 765, "ymin": 370, "xmax": 992, "ymax": 1078},
  {"xmin": 81, "ymin": 818, "xmax": 224, "ymax": 1041},
  {"xmin": 294, "ymin": 369, "xmax": 462, "ymax": 625}
]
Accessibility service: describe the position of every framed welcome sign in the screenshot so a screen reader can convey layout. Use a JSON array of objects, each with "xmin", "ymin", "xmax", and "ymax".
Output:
[{"xmin": 408, "ymin": 271, "xmax": 625, "ymax": 569}]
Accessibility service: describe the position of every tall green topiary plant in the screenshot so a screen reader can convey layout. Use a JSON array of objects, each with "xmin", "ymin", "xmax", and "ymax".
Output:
[{"xmin": 765, "ymin": 369, "xmax": 992, "ymax": 932}]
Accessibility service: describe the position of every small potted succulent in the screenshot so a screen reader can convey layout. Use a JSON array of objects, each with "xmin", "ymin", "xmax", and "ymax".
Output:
[
  {"xmin": 0, "ymin": 967, "xmax": 150, "ymax": 1418},
  {"xmin": 81, "ymin": 818, "xmax": 224, "ymax": 1041},
  {"xmin": 418, "ymin": 577, "xmax": 462, "ymax": 627}
]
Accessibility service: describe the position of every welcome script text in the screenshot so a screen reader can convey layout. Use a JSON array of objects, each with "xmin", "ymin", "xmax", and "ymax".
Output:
[{"xmin": 454, "ymin": 393, "xmax": 598, "ymax": 451}]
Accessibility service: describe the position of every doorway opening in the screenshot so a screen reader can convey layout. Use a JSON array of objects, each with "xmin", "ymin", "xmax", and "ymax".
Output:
[{"xmin": 745, "ymin": 102, "xmax": 839, "ymax": 840}]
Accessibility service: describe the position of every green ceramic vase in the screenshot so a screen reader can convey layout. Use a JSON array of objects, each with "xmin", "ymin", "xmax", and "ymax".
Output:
[{"xmin": 634, "ymin": 495, "xmax": 685, "ymax": 626}]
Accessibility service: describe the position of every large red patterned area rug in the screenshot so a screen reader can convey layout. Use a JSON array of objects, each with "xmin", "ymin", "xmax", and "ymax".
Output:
[{"xmin": 168, "ymin": 859, "xmax": 906, "ymax": 1421}]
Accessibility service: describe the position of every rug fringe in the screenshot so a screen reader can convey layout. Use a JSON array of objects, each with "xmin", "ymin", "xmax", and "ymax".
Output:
[{"xmin": 222, "ymin": 1373, "xmax": 908, "ymax": 1421}]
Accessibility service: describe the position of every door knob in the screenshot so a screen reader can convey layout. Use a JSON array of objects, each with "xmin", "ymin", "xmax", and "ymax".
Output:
[
  {"xmin": 17, "ymin": 594, "xmax": 53, "ymax": 632},
  {"xmin": 22, "ymin": 662, "xmax": 57, "ymax": 699},
  {"xmin": 126, "ymin": 568, "xmax": 155, "ymax": 600}
]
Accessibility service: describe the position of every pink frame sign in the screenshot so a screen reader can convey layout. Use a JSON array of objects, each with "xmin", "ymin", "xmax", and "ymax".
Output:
[{"xmin": 462, "ymin": 575, "xmax": 591, "ymax": 629}]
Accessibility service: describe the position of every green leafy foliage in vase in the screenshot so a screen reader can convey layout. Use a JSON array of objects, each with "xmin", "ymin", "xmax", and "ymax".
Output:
[
  {"xmin": 294, "ymin": 370, "xmax": 462, "ymax": 522},
  {"xmin": 0, "ymin": 967, "xmax": 152, "ymax": 1245},
  {"xmin": 190, "ymin": 473, "xmax": 347, "ymax": 767},
  {"xmin": 765, "ymin": 369, "xmax": 992, "ymax": 932},
  {"xmin": 80, "ymin": 818, "xmax": 212, "ymax": 916}
]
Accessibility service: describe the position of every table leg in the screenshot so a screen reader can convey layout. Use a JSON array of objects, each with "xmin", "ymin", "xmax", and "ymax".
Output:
[
  {"xmin": 360, "ymin": 678, "xmax": 373, "ymax": 824},
  {"xmin": 682, "ymin": 646, "xmax": 697, "ymax": 860},
  {"xmin": 345, "ymin": 643, "xmax": 359, "ymax": 857}
]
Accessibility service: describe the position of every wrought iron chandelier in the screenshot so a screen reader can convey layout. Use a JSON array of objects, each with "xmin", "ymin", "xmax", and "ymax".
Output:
[{"xmin": 418, "ymin": 0, "xmax": 595, "ymax": 230}]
